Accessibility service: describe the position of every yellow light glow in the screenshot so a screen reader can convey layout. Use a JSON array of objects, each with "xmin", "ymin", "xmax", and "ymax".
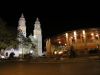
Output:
[
  {"xmin": 91, "ymin": 33, "xmax": 94, "ymax": 36},
  {"xmin": 96, "ymin": 34, "xmax": 99, "ymax": 37},
  {"xmin": 82, "ymin": 30, "xmax": 85, "ymax": 35},
  {"xmin": 82, "ymin": 30, "xmax": 86, "ymax": 38},
  {"xmin": 54, "ymin": 51, "xmax": 57, "ymax": 54},
  {"xmin": 65, "ymin": 33, "xmax": 68, "ymax": 38},
  {"xmin": 74, "ymin": 31, "xmax": 77, "ymax": 40},
  {"xmin": 59, "ymin": 41, "xmax": 61, "ymax": 44},
  {"xmin": 58, "ymin": 51, "xmax": 63, "ymax": 55},
  {"xmin": 74, "ymin": 31, "xmax": 77, "ymax": 36},
  {"xmin": 65, "ymin": 43, "xmax": 67, "ymax": 45}
]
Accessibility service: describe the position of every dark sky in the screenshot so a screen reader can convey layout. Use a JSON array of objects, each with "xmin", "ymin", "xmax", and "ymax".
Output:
[{"xmin": 0, "ymin": 3, "xmax": 100, "ymax": 40}]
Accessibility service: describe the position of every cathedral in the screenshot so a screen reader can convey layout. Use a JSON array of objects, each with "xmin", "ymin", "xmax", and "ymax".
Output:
[{"xmin": 4, "ymin": 13, "xmax": 43, "ymax": 58}]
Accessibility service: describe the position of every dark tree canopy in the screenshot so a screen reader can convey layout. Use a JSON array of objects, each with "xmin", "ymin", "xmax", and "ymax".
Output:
[{"xmin": 0, "ymin": 18, "xmax": 18, "ymax": 49}]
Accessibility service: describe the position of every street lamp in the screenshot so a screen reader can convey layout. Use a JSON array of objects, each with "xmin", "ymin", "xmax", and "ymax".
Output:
[
  {"xmin": 58, "ymin": 41, "xmax": 61, "ymax": 44},
  {"xmin": 95, "ymin": 33, "xmax": 99, "ymax": 39},
  {"xmin": 91, "ymin": 32, "xmax": 94, "ymax": 39}
]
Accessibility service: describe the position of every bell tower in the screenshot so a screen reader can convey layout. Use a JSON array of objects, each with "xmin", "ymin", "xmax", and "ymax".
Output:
[
  {"xmin": 17, "ymin": 13, "xmax": 26, "ymax": 55},
  {"xmin": 33, "ymin": 18, "xmax": 42, "ymax": 56},
  {"xmin": 17, "ymin": 13, "xmax": 26, "ymax": 38}
]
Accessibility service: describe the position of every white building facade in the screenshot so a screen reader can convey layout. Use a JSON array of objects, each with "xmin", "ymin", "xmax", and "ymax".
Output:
[{"xmin": 4, "ymin": 13, "xmax": 43, "ymax": 58}]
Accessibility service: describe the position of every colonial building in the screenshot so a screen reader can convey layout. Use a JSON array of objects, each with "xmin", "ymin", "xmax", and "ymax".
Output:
[{"xmin": 46, "ymin": 28, "xmax": 100, "ymax": 56}]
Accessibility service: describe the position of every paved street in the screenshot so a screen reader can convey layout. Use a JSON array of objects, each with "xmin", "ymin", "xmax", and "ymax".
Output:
[{"xmin": 0, "ymin": 58, "xmax": 100, "ymax": 75}]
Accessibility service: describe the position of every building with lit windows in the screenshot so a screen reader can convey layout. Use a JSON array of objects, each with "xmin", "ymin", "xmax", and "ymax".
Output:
[{"xmin": 46, "ymin": 28, "xmax": 100, "ymax": 56}]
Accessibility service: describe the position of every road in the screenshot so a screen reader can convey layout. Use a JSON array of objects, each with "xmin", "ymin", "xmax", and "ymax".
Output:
[{"xmin": 0, "ymin": 60, "xmax": 100, "ymax": 75}]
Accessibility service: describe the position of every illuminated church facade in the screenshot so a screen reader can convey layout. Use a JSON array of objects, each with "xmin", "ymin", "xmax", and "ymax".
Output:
[
  {"xmin": 17, "ymin": 13, "xmax": 42, "ymax": 56},
  {"xmin": 4, "ymin": 13, "xmax": 43, "ymax": 58}
]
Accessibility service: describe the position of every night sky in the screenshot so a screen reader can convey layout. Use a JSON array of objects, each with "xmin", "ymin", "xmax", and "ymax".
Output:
[{"xmin": 0, "ymin": 4, "xmax": 100, "ymax": 40}]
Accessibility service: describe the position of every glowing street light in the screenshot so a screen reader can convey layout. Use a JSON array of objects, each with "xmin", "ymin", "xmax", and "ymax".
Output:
[
  {"xmin": 58, "ymin": 41, "xmax": 61, "ymax": 44},
  {"xmin": 96, "ymin": 34, "xmax": 99, "ymax": 37},
  {"xmin": 91, "ymin": 32, "xmax": 94, "ymax": 39},
  {"xmin": 54, "ymin": 51, "xmax": 57, "ymax": 55},
  {"xmin": 30, "ymin": 50, "xmax": 33, "ymax": 54},
  {"xmin": 58, "ymin": 51, "xmax": 63, "ymax": 55},
  {"xmin": 65, "ymin": 43, "xmax": 67, "ymax": 46},
  {"xmin": 95, "ymin": 33, "xmax": 99, "ymax": 39},
  {"xmin": 91, "ymin": 33, "xmax": 94, "ymax": 36}
]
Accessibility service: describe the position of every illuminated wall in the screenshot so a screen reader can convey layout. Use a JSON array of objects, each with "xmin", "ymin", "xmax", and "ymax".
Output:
[{"xmin": 46, "ymin": 28, "xmax": 100, "ymax": 55}]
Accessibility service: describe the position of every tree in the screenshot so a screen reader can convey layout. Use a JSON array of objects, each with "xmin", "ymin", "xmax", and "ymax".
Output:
[
  {"xmin": 17, "ymin": 31, "xmax": 36, "ymax": 55},
  {"xmin": 0, "ymin": 18, "xmax": 18, "ymax": 50}
]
